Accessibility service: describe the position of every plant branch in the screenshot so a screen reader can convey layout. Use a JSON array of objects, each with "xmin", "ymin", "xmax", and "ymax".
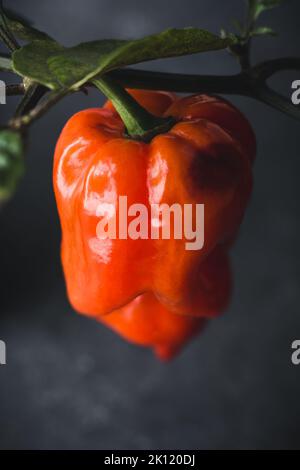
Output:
[
  {"xmin": 230, "ymin": 41, "xmax": 251, "ymax": 71},
  {"xmin": 107, "ymin": 63, "xmax": 300, "ymax": 121},
  {"xmin": 253, "ymin": 85, "xmax": 300, "ymax": 120},
  {"xmin": 6, "ymin": 83, "xmax": 25, "ymax": 95},
  {"xmin": 107, "ymin": 69, "xmax": 247, "ymax": 95},
  {"xmin": 9, "ymin": 89, "xmax": 68, "ymax": 130},
  {"xmin": 14, "ymin": 83, "xmax": 48, "ymax": 117},
  {"xmin": 252, "ymin": 57, "xmax": 300, "ymax": 81},
  {"xmin": 0, "ymin": 24, "xmax": 18, "ymax": 51},
  {"xmin": 5, "ymin": 56, "xmax": 300, "ymax": 125},
  {"xmin": 0, "ymin": 1, "xmax": 19, "ymax": 51}
]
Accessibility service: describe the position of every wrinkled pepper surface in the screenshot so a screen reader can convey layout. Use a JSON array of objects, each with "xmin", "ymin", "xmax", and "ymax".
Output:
[{"xmin": 53, "ymin": 89, "xmax": 255, "ymax": 359}]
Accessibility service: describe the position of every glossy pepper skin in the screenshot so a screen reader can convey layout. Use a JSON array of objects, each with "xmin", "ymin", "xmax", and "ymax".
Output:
[
  {"xmin": 54, "ymin": 89, "xmax": 254, "ymax": 320},
  {"xmin": 102, "ymin": 294, "xmax": 205, "ymax": 360},
  {"xmin": 100, "ymin": 246, "xmax": 231, "ymax": 360}
]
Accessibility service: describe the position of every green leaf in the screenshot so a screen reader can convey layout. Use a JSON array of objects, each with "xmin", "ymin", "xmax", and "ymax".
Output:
[
  {"xmin": 51, "ymin": 29, "xmax": 232, "ymax": 89},
  {"xmin": 248, "ymin": 0, "xmax": 283, "ymax": 21},
  {"xmin": 0, "ymin": 129, "xmax": 24, "ymax": 202},
  {"xmin": 13, "ymin": 39, "xmax": 65, "ymax": 89},
  {"xmin": 249, "ymin": 26, "xmax": 277, "ymax": 37},
  {"xmin": 2, "ymin": 6, "xmax": 54, "ymax": 41},
  {"xmin": 48, "ymin": 39, "xmax": 125, "ymax": 89},
  {"xmin": 13, "ymin": 28, "xmax": 232, "ymax": 90},
  {"xmin": 0, "ymin": 55, "xmax": 12, "ymax": 71},
  {"xmin": 5, "ymin": 14, "xmax": 54, "ymax": 42}
]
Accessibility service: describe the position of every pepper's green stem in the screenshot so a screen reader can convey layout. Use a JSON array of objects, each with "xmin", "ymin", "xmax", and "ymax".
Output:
[{"xmin": 92, "ymin": 76, "xmax": 175, "ymax": 141}]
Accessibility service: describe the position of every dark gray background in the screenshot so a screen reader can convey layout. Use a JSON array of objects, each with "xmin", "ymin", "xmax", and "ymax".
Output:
[{"xmin": 0, "ymin": 0, "xmax": 300, "ymax": 450}]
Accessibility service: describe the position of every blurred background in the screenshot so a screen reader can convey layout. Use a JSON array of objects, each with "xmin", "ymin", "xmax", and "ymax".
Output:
[{"xmin": 0, "ymin": 0, "xmax": 300, "ymax": 450}]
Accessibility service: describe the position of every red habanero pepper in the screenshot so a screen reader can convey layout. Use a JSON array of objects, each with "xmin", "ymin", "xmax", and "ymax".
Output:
[
  {"xmin": 100, "ymin": 246, "xmax": 231, "ymax": 360},
  {"xmin": 53, "ymin": 89, "xmax": 254, "ymax": 327}
]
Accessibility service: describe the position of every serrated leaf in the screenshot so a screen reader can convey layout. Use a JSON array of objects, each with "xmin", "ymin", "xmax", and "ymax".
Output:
[{"xmin": 13, "ymin": 28, "xmax": 232, "ymax": 90}]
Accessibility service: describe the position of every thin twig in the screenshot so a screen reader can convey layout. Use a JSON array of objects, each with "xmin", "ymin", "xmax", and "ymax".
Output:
[
  {"xmin": 0, "ymin": 1, "xmax": 19, "ymax": 51},
  {"xmin": 254, "ymin": 85, "xmax": 300, "ymax": 120},
  {"xmin": 9, "ymin": 89, "xmax": 69, "ymax": 130},
  {"xmin": 14, "ymin": 83, "xmax": 48, "ymax": 117},
  {"xmin": 6, "ymin": 83, "xmax": 25, "ymax": 95}
]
